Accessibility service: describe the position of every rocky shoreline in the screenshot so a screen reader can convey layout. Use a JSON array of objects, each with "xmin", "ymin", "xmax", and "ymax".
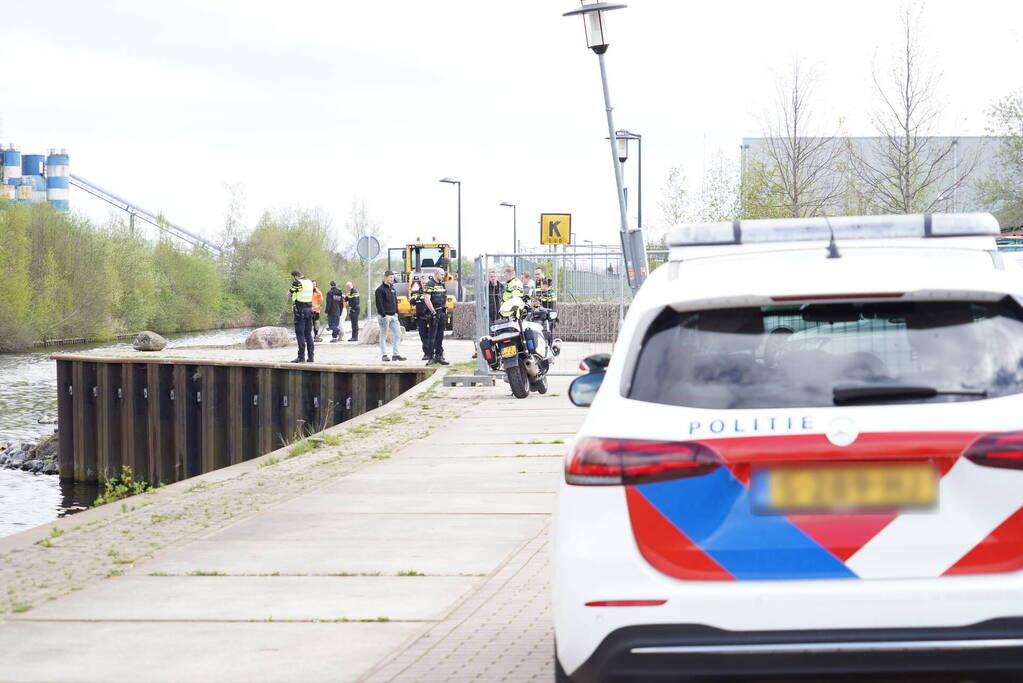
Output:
[{"xmin": 0, "ymin": 432, "xmax": 59, "ymax": 475}]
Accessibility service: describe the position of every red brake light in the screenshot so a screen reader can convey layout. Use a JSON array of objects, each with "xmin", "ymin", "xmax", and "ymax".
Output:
[
  {"xmin": 964, "ymin": 432, "xmax": 1023, "ymax": 470},
  {"xmin": 566, "ymin": 437, "xmax": 721, "ymax": 486}
]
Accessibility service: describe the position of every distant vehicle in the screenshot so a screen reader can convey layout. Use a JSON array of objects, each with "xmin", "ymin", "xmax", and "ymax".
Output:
[
  {"xmin": 387, "ymin": 239, "xmax": 458, "ymax": 330},
  {"xmin": 578, "ymin": 353, "xmax": 610, "ymax": 374},
  {"xmin": 554, "ymin": 213, "xmax": 1023, "ymax": 682}
]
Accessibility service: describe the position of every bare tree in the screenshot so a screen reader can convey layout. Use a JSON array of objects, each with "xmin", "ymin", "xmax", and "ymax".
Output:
[
  {"xmin": 695, "ymin": 151, "xmax": 740, "ymax": 222},
  {"xmin": 976, "ymin": 90, "xmax": 1023, "ymax": 229},
  {"xmin": 759, "ymin": 61, "xmax": 843, "ymax": 217},
  {"xmin": 851, "ymin": 4, "xmax": 976, "ymax": 214},
  {"xmin": 342, "ymin": 196, "xmax": 385, "ymax": 254},
  {"xmin": 659, "ymin": 165, "xmax": 690, "ymax": 227}
]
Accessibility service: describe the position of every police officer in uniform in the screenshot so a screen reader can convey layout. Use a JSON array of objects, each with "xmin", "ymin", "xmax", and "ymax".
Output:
[
  {"xmin": 501, "ymin": 265, "xmax": 524, "ymax": 318},
  {"xmin": 344, "ymin": 281, "xmax": 360, "ymax": 342},
  {"xmin": 408, "ymin": 275, "xmax": 432, "ymax": 360},
  {"xmin": 537, "ymin": 277, "xmax": 557, "ymax": 338},
  {"xmin": 424, "ymin": 258, "xmax": 451, "ymax": 366},
  {"xmin": 289, "ymin": 269, "xmax": 315, "ymax": 362}
]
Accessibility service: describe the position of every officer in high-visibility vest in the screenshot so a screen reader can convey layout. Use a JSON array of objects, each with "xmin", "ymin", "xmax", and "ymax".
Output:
[
  {"xmin": 408, "ymin": 275, "xmax": 432, "ymax": 360},
  {"xmin": 424, "ymin": 259, "xmax": 450, "ymax": 366},
  {"xmin": 289, "ymin": 269, "xmax": 315, "ymax": 362},
  {"xmin": 500, "ymin": 265, "xmax": 525, "ymax": 318}
]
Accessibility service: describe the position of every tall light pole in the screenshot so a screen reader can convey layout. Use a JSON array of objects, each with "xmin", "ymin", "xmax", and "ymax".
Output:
[
  {"xmin": 563, "ymin": 1, "xmax": 647, "ymax": 292},
  {"xmin": 613, "ymin": 129, "xmax": 642, "ymax": 228},
  {"xmin": 439, "ymin": 177, "xmax": 462, "ymax": 300},
  {"xmin": 499, "ymin": 201, "xmax": 517, "ymax": 272}
]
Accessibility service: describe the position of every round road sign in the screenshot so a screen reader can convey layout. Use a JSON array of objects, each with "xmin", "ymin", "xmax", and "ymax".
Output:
[{"xmin": 356, "ymin": 235, "xmax": 381, "ymax": 260}]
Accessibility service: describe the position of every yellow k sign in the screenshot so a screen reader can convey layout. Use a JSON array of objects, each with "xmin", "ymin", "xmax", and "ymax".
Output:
[{"xmin": 540, "ymin": 213, "xmax": 571, "ymax": 245}]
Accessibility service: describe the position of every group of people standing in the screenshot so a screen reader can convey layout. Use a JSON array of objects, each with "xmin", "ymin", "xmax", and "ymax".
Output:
[
  {"xmin": 288, "ymin": 270, "xmax": 361, "ymax": 363},
  {"xmin": 289, "ymin": 258, "xmax": 555, "ymax": 366},
  {"xmin": 487, "ymin": 265, "xmax": 557, "ymax": 322}
]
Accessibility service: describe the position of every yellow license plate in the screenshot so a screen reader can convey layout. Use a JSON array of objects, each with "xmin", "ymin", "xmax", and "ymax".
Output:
[
  {"xmin": 500, "ymin": 345, "xmax": 518, "ymax": 358},
  {"xmin": 762, "ymin": 463, "xmax": 937, "ymax": 513}
]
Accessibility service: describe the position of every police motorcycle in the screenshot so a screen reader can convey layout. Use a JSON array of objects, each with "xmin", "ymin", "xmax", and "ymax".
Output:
[{"xmin": 478, "ymin": 295, "xmax": 561, "ymax": 399}]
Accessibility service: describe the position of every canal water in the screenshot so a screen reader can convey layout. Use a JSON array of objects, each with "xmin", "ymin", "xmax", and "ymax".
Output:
[{"xmin": 0, "ymin": 328, "xmax": 255, "ymax": 538}]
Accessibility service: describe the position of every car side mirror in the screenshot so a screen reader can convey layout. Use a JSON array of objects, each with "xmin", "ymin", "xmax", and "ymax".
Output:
[
  {"xmin": 581, "ymin": 352, "xmax": 611, "ymax": 373},
  {"xmin": 569, "ymin": 371, "xmax": 605, "ymax": 407}
]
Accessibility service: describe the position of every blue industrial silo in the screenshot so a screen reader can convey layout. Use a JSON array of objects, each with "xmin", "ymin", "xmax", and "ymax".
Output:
[
  {"xmin": 2, "ymin": 146, "xmax": 22, "ymax": 185},
  {"xmin": 45, "ymin": 148, "xmax": 69, "ymax": 211},
  {"xmin": 21, "ymin": 154, "xmax": 46, "ymax": 203}
]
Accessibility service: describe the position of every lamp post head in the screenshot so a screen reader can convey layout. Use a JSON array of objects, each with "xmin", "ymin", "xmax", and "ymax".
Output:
[
  {"xmin": 608, "ymin": 129, "xmax": 639, "ymax": 163},
  {"xmin": 439, "ymin": 177, "xmax": 460, "ymax": 185},
  {"xmin": 499, "ymin": 201, "xmax": 515, "ymax": 208},
  {"xmin": 563, "ymin": 1, "xmax": 627, "ymax": 54}
]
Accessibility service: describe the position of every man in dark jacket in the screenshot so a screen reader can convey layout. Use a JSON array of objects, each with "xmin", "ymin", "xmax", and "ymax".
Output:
[
  {"xmin": 344, "ymin": 281, "xmax": 360, "ymax": 343},
  {"xmin": 486, "ymin": 270, "xmax": 505, "ymax": 323},
  {"xmin": 326, "ymin": 281, "xmax": 344, "ymax": 342},
  {"xmin": 374, "ymin": 271, "xmax": 405, "ymax": 362}
]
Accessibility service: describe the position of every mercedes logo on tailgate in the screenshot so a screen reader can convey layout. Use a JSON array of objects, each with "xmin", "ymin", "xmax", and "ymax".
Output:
[{"xmin": 826, "ymin": 417, "xmax": 859, "ymax": 447}]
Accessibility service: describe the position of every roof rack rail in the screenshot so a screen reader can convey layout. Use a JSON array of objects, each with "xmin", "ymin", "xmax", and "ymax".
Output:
[{"xmin": 668, "ymin": 213, "xmax": 1000, "ymax": 248}]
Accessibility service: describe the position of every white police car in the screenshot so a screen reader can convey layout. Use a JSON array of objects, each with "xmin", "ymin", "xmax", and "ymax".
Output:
[{"xmin": 554, "ymin": 213, "xmax": 1023, "ymax": 681}]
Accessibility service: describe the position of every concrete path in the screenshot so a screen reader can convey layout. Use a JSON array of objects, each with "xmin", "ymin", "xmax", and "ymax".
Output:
[{"xmin": 0, "ymin": 349, "xmax": 591, "ymax": 682}]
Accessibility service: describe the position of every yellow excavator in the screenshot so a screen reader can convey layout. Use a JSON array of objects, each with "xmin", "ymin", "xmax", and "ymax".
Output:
[{"xmin": 388, "ymin": 239, "xmax": 458, "ymax": 331}]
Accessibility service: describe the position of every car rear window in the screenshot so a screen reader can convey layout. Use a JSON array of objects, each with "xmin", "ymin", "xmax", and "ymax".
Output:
[{"xmin": 628, "ymin": 298, "xmax": 1023, "ymax": 409}]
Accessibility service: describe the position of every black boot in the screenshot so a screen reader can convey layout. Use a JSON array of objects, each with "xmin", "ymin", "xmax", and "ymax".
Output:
[{"xmin": 292, "ymin": 357, "xmax": 304, "ymax": 363}]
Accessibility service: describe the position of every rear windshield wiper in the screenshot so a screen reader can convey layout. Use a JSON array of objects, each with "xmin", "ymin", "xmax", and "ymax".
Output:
[{"xmin": 833, "ymin": 384, "xmax": 988, "ymax": 405}]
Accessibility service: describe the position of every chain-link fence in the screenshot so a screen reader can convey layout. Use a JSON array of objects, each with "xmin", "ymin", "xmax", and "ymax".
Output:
[{"xmin": 454, "ymin": 247, "xmax": 669, "ymax": 375}]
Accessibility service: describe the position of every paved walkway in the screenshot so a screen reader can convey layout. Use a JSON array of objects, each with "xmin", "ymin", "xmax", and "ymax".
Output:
[{"xmin": 0, "ymin": 351, "xmax": 588, "ymax": 682}]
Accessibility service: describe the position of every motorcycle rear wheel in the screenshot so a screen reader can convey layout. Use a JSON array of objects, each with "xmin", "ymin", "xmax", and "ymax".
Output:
[
  {"xmin": 507, "ymin": 363, "xmax": 530, "ymax": 399},
  {"xmin": 530, "ymin": 376, "xmax": 548, "ymax": 394}
]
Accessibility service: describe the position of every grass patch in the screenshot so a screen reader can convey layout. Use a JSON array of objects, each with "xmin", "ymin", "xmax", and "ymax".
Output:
[
  {"xmin": 150, "ymin": 513, "xmax": 171, "ymax": 523},
  {"xmin": 50, "ymin": 527, "xmax": 65, "ymax": 538},
  {"xmin": 11, "ymin": 602, "xmax": 32, "ymax": 613},
  {"xmin": 93, "ymin": 466, "xmax": 152, "ymax": 507},
  {"xmin": 258, "ymin": 456, "xmax": 281, "ymax": 468},
  {"xmin": 321, "ymin": 433, "xmax": 341, "ymax": 447},
  {"xmin": 397, "ymin": 570, "xmax": 427, "ymax": 576},
  {"xmin": 186, "ymin": 482, "xmax": 208, "ymax": 493},
  {"xmin": 188, "ymin": 570, "xmax": 227, "ymax": 577},
  {"xmin": 287, "ymin": 439, "xmax": 316, "ymax": 458}
]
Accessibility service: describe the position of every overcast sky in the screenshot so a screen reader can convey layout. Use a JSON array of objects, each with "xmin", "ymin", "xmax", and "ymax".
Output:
[{"xmin": 2, "ymin": 0, "xmax": 1020, "ymax": 256}]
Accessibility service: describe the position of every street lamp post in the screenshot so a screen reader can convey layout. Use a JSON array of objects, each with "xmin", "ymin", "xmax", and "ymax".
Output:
[
  {"xmin": 609, "ymin": 130, "xmax": 642, "ymax": 229},
  {"xmin": 563, "ymin": 1, "xmax": 647, "ymax": 293},
  {"xmin": 499, "ymin": 201, "xmax": 517, "ymax": 272},
  {"xmin": 612, "ymin": 129, "xmax": 642, "ymax": 229},
  {"xmin": 439, "ymin": 177, "xmax": 462, "ymax": 300}
]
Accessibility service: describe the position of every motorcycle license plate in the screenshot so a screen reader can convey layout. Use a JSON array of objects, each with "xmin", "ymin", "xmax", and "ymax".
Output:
[{"xmin": 500, "ymin": 344, "xmax": 518, "ymax": 358}]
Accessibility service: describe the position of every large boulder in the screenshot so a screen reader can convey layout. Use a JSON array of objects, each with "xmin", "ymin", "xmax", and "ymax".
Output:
[
  {"xmin": 245, "ymin": 326, "xmax": 292, "ymax": 349},
  {"xmin": 133, "ymin": 331, "xmax": 168, "ymax": 352},
  {"xmin": 361, "ymin": 316, "xmax": 406, "ymax": 346}
]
